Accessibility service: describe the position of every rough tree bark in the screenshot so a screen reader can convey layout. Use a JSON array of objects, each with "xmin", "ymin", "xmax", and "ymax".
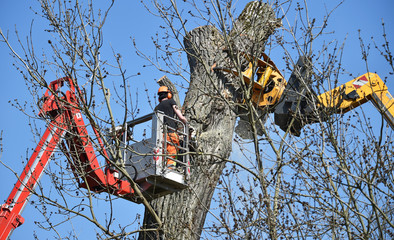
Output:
[{"xmin": 139, "ymin": 2, "xmax": 280, "ymax": 239}]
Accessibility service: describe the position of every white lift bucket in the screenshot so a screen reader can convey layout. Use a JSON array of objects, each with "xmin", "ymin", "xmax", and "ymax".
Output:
[{"xmin": 108, "ymin": 111, "xmax": 190, "ymax": 202}]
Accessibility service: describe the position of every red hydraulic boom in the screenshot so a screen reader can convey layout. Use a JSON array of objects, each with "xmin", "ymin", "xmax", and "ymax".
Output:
[{"xmin": 0, "ymin": 78, "xmax": 136, "ymax": 239}]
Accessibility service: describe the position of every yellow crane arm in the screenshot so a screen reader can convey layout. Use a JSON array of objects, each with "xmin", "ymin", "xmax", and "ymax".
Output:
[
  {"xmin": 317, "ymin": 72, "xmax": 394, "ymax": 129},
  {"xmin": 213, "ymin": 53, "xmax": 394, "ymax": 135}
]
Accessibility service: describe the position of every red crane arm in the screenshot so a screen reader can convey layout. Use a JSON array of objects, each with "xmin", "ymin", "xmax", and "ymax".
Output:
[
  {"xmin": 0, "ymin": 114, "xmax": 67, "ymax": 240},
  {"xmin": 0, "ymin": 77, "xmax": 136, "ymax": 239}
]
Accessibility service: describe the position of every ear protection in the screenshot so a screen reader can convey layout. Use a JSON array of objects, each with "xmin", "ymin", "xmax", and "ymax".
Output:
[{"xmin": 158, "ymin": 86, "xmax": 172, "ymax": 101}]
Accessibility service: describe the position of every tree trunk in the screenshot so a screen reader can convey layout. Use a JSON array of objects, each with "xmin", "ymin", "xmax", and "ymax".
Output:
[{"xmin": 139, "ymin": 2, "xmax": 280, "ymax": 239}]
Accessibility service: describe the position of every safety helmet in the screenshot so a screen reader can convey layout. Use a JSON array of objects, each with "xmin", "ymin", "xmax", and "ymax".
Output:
[
  {"xmin": 158, "ymin": 86, "xmax": 172, "ymax": 101},
  {"xmin": 158, "ymin": 86, "xmax": 169, "ymax": 94}
]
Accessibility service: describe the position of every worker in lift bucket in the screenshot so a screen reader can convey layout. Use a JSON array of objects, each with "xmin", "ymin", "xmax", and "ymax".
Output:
[{"xmin": 155, "ymin": 86, "xmax": 187, "ymax": 169}]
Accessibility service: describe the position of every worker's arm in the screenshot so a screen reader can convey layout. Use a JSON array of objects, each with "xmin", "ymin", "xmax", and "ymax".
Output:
[{"xmin": 173, "ymin": 105, "xmax": 187, "ymax": 124}]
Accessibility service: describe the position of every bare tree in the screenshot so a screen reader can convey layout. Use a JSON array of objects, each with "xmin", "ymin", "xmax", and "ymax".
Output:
[
  {"xmin": 1, "ymin": 0, "xmax": 393, "ymax": 240},
  {"xmin": 137, "ymin": 1, "xmax": 394, "ymax": 239},
  {"xmin": 1, "ymin": 1, "xmax": 154, "ymax": 239}
]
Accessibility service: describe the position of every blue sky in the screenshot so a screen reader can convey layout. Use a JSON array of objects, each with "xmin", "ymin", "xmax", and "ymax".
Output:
[{"xmin": 0, "ymin": 0, "xmax": 393, "ymax": 239}]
